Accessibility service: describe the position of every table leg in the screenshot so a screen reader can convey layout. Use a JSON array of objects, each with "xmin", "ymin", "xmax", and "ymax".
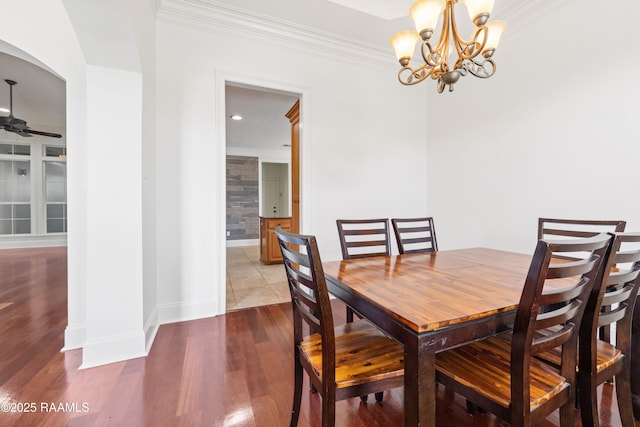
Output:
[{"xmin": 404, "ymin": 338, "xmax": 436, "ymax": 427}]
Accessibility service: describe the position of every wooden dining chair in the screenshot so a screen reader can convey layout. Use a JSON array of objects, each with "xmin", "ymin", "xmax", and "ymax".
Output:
[
  {"xmin": 537, "ymin": 218, "xmax": 626, "ymax": 342},
  {"xmin": 576, "ymin": 233, "xmax": 640, "ymax": 427},
  {"xmin": 435, "ymin": 233, "xmax": 612, "ymax": 427},
  {"xmin": 336, "ymin": 218, "xmax": 390, "ymax": 323},
  {"xmin": 275, "ymin": 227, "xmax": 404, "ymax": 426},
  {"xmin": 534, "ymin": 233, "xmax": 640, "ymax": 426},
  {"xmin": 391, "ymin": 217, "xmax": 438, "ymax": 254}
]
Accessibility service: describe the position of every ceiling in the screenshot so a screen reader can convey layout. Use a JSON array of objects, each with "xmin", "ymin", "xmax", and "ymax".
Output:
[
  {"xmin": 326, "ymin": 0, "xmax": 413, "ymax": 20},
  {"xmin": 0, "ymin": 50, "xmax": 66, "ymax": 139},
  {"xmin": 225, "ymin": 84, "xmax": 299, "ymax": 152},
  {"xmin": 0, "ymin": 0, "xmax": 542, "ymax": 147}
]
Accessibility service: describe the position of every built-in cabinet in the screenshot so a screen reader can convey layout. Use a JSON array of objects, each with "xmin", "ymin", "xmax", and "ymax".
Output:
[
  {"xmin": 285, "ymin": 100, "xmax": 299, "ymax": 234},
  {"xmin": 260, "ymin": 216, "xmax": 291, "ymax": 264}
]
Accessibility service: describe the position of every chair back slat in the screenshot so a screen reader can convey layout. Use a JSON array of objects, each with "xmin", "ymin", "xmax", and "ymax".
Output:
[
  {"xmin": 598, "ymin": 305, "xmax": 627, "ymax": 328},
  {"xmin": 537, "ymin": 218, "xmax": 625, "ymax": 261},
  {"xmin": 545, "ymin": 260, "xmax": 599, "ymax": 279},
  {"xmin": 538, "ymin": 218, "xmax": 626, "ymax": 240},
  {"xmin": 601, "ymin": 285, "xmax": 635, "ymax": 309},
  {"xmin": 345, "ymin": 239, "xmax": 388, "ymax": 248},
  {"xmin": 532, "ymin": 325, "xmax": 574, "ymax": 354},
  {"xmin": 391, "ymin": 217, "xmax": 438, "ymax": 254},
  {"xmin": 336, "ymin": 219, "xmax": 391, "ymax": 260},
  {"xmin": 542, "ymin": 228, "xmax": 603, "ymax": 239}
]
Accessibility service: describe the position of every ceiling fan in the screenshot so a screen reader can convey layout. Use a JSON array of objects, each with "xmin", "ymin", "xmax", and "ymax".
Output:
[{"xmin": 0, "ymin": 79, "xmax": 62, "ymax": 138}]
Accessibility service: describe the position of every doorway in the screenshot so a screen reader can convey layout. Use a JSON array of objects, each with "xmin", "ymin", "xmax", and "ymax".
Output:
[{"xmin": 224, "ymin": 82, "xmax": 301, "ymax": 311}]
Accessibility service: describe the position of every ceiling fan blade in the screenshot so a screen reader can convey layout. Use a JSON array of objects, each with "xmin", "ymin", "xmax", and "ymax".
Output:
[{"xmin": 24, "ymin": 129, "xmax": 62, "ymax": 138}]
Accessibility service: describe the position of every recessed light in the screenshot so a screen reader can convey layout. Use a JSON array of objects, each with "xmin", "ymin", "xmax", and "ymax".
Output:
[{"xmin": 230, "ymin": 114, "xmax": 242, "ymax": 121}]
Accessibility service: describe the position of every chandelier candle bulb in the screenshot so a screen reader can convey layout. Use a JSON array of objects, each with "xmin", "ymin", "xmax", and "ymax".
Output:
[
  {"xmin": 410, "ymin": 0, "xmax": 446, "ymax": 40},
  {"xmin": 390, "ymin": 0, "xmax": 507, "ymax": 93},
  {"xmin": 461, "ymin": 0, "xmax": 495, "ymax": 25},
  {"xmin": 482, "ymin": 20, "xmax": 507, "ymax": 57},
  {"xmin": 390, "ymin": 30, "xmax": 420, "ymax": 65}
]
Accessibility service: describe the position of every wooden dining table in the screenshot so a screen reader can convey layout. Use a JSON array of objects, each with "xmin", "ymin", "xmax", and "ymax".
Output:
[{"xmin": 322, "ymin": 247, "xmax": 535, "ymax": 427}]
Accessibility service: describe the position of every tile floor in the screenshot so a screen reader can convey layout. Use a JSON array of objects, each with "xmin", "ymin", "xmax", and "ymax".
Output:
[{"xmin": 226, "ymin": 245, "xmax": 291, "ymax": 311}]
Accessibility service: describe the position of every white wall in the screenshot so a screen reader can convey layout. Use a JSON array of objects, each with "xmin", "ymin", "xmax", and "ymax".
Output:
[
  {"xmin": 155, "ymin": 18, "xmax": 429, "ymax": 322},
  {"xmin": 129, "ymin": 0, "xmax": 160, "ymax": 357},
  {"xmin": 426, "ymin": 0, "xmax": 640, "ymax": 255},
  {"xmin": 83, "ymin": 65, "xmax": 145, "ymax": 367}
]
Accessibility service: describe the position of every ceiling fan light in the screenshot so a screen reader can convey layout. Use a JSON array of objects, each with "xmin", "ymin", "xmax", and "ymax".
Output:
[
  {"xmin": 461, "ymin": 0, "xmax": 494, "ymax": 25},
  {"xmin": 390, "ymin": 30, "xmax": 420, "ymax": 66},
  {"xmin": 409, "ymin": 0, "xmax": 446, "ymax": 39}
]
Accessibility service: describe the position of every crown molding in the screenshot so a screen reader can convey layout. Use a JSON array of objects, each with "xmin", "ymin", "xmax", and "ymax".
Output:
[
  {"xmin": 156, "ymin": 0, "xmax": 399, "ymax": 69},
  {"xmin": 155, "ymin": 0, "xmax": 566, "ymax": 71}
]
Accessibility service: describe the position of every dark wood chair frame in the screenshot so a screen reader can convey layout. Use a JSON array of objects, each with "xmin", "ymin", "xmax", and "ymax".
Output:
[
  {"xmin": 435, "ymin": 234, "xmax": 613, "ymax": 427},
  {"xmin": 276, "ymin": 227, "xmax": 404, "ymax": 427},
  {"xmin": 577, "ymin": 232, "xmax": 640, "ymax": 427},
  {"xmin": 391, "ymin": 217, "xmax": 438, "ymax": 254},
  {"xmin": 336, "ymin": 218, "xmax": 391, "ymax": 323}
]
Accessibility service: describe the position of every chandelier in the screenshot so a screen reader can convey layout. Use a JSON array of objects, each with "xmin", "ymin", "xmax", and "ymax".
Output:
[{"xmin": 390, "ymin": 0, "xmax": 507, "ymax": 93}]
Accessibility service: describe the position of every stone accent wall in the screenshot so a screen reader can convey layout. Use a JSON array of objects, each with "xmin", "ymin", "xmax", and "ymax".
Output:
[{"xmin": 226, "ymin": 155, "xmax": 259, "ymax": 240}]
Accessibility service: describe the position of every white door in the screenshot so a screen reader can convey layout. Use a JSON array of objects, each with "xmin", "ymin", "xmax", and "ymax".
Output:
[{"xmin": 262, "ymin": 178, "xmax": 280, "ymax": 217}]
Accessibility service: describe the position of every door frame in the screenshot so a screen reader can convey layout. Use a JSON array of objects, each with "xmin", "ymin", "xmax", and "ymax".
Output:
[{"xmin": 217, "ymin": 71, "xmax": 310, "ymax": 313}]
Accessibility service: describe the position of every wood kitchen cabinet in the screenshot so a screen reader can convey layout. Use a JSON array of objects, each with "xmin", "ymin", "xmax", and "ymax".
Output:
[{"xmin": 260, "ymin": 216, "xmax": 291, "ymax": 264}]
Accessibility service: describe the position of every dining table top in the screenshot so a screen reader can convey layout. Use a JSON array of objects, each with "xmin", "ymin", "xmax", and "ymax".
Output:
[{"xmin": 322, "ymin": 247, "xmax": 534, "ymax": 333}]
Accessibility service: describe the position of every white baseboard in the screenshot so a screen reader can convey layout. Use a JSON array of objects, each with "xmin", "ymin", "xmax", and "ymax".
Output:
[
  {"xmin": 158, "ymin": 298, "xmax": 222, "ymax": 325},
  {"xmin": 226, "ymin": 239, "xmax": 258, "ymax": 247},
  {"xmin": 144, "ymin": 308, "xmax": 159, "ymax": 354},
  {"xmin": 62, "ymin": 323, "xmax": 87, "ymax": 351},
  {"xmin": 79, "ymin": 331, "xmax": 147, "ymax": 369},
  {"xmin": 0, "ymin": 234, "xmax": 67, "ymax": 249}
]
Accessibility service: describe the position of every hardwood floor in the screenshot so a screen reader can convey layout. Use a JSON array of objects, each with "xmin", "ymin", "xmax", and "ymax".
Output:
[{"xmin": 1, "ymin": 246, "xmax": 637, "ymax": 426}]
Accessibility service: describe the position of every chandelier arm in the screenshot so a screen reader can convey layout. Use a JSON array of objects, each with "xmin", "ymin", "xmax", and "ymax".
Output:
[
  {"xmin": 447, "ymin": 0, "xmax": 469, "ymax": 60},
  {"xmin": 397, "ymin": 64, "xmax": 438, "ymax": 85},
  {"xmin": 434, "ymin": 2, "xmax": 453, "ymax": 57},
  {"xmin": 463, "ymin": 57, "xmax": 496, "ymax": 79},
  {"xmin": 463, "ymin": 26, "xmax": 489, "ymax": 59},
  {"xmin": 449, "ymin": 4, "xmax": 488, "ymax": 62},
  {"xmin": 420, "ymin": 41, "xmax": 444, "ymax": 68}
]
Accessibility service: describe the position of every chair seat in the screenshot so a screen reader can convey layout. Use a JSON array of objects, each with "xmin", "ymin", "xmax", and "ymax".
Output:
[
  {"xmin": 536, "ymin": 338, "xmax": 623, "ymax": 373},
  {"xmin": 300, "ymin": 320, "xmax": 404, "ymax": 389},
  {"xmin": 436, "ymin": 333, "xmax": 569, "ymax": 409}
]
